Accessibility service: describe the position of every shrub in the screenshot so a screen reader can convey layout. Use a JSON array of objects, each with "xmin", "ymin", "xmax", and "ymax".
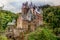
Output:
[
  {"xmin": 27, "ymin": 28, "xmax": 57, "ymax": 40},
  {"xmin": 54, "ymin": 28, "xmax": 60, "ymax": 35},
  {"xmin": 0, "ymin": 35, "xmax": 8, "ymax": 40},
  {"xmin": 57, "ymin": 36, "xmax": 60, "ymax": 40}
]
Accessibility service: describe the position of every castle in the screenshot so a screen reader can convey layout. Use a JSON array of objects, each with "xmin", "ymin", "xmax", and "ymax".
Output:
[
  {"xmin": 6, "ymin": 2, "xmax": 43, "ymax": 40},
  {"xmin": 16, "ymin": 2, "xmax": 43, "ymax": 32}
]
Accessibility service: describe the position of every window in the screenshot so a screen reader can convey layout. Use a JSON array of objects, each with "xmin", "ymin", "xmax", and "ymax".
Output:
[
  {"xmin": 28, "ymin": 25, "xmax": 30, "ymax": 30},
  {"xmin": 34, "ymin": 24, "xmax": 36, "ymax": 30}
]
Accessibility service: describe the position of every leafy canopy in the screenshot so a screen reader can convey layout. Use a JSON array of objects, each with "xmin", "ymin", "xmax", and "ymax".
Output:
[
  {"xmin": 27, "ymin": 28, "xmax": 57, "ymax": 40},
  {"xmin": 0, "ymin": 10, "xmax": 17, "ymax": 30}
]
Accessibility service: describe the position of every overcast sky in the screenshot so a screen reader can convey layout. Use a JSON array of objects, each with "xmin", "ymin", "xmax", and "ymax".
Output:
[{"xmin": 0, "ymin": 0, "xmax": 60, "ymax": 13}]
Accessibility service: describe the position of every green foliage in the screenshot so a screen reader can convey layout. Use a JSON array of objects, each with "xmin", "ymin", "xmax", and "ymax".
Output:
[
  {"xmin": 57, "ymin": 36, "xmax": 60, "ymax": 40},
  {"xmin": 0, "ymin": 35, "xmax": 8, "ymax": 40},
  {"xmin": 27, "ymin": 28, "xmax": 57, "ymax": 40},
  {"xmin": 43, "ymin": 6, "xmax": 60, "ymax": 29},
  {"xmin": 0, "ymin": 10, "xmax": 17, "ymax": 30},
  {"xmin": 54, "ymin": 28, "xmax": 60, "ymax": 35},
  {"xmin": 25, "ymin": 6, "xmax": 60, "ymax": 40},
  {"xmin": 42, "ymin": 6, "xmax": 60, "ymax": 39}
]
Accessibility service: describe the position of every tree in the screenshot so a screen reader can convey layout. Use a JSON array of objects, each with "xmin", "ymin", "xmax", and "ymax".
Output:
[
  {"xmin": 27, "ymin": 28, "xmax": 57, "ymax": 40},
  {"xmin": 0, "ymin": 35, "xmax": 8, "ymax": 40},
  {"xmin": 42, "ymin": 6, "xmax": 60, "ymax": 36},
  {"xmin": 0, "ymin": 10, "xmax": 17, "ymax": 30}
]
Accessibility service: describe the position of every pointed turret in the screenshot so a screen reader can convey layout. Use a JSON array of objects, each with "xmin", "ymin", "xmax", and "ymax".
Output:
[{"xmin": 22, "ymin": 2, "xmax": 29, "ymax": 14}]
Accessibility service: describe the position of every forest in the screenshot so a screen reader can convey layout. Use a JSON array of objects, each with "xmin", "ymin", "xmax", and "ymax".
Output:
[
  {"xmin": 26, "ymin": 6, "xmax": 60, "ymax": 40},
  {"xmin": 0, "ymin": 5, "xmax": 60, "ymax": 40}
]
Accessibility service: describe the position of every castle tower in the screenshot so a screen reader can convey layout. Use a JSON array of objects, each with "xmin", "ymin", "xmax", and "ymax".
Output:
[
  {"xmin": 17, "ymin": 2, "xmax": 43, "ymax": 32},
  {"xmin": 22, "ymin": 2, "xmax": 29, "ymax": 14},
  {"xmin": 17, "ymin": 2, "xmax": 29, "ymax": 30}
]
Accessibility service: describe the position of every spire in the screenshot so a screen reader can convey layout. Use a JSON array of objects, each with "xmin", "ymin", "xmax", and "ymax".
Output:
[
  {"xmin": 22, "ymin": 2, "xmax": 28, "ymax": 8},
  {"xmin": 29, "ymin": 2, "xmax": 33, "ymax": 8}
]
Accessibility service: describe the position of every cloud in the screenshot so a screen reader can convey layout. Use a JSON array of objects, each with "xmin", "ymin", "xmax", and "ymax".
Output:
[
  {"xmin": 3, "ymin": 4, "xmax": 16, "ymax": 12},
  {"xmin": 0, "ymin": 0, "xmax": 7, "ymax": 5},
  {"xmin": 45, "ymin": 0, "xmax": 60, "ymax": 6},
  {"xmin": 0, "ymin": 0, "xmax": 8, "ymax": 7},
  {"xmin": 0, "ymin": 0, "xmax": 60, "ymax": 13}
]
